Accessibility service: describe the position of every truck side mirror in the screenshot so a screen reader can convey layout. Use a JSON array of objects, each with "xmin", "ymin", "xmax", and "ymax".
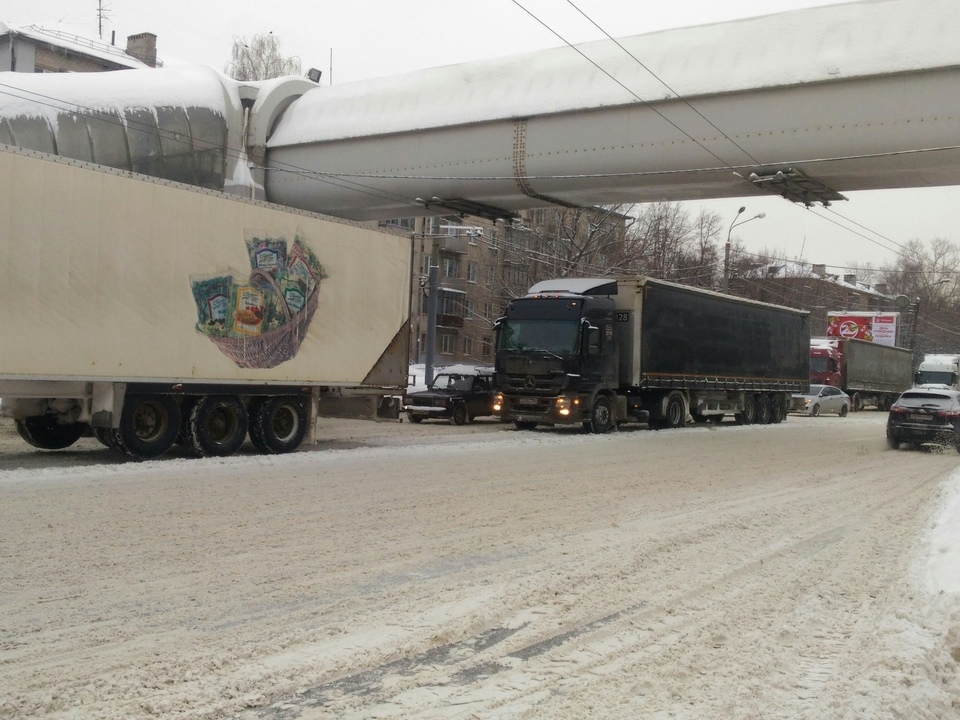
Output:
[{"xmin": 587, "ymin": 327, "xmax": 600, "ymax": 356}]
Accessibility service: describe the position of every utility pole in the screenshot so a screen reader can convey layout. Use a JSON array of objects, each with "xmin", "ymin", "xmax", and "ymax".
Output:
[{"xmin": 424, "ymin": 265, "xmax": 439, "ymax": 387}]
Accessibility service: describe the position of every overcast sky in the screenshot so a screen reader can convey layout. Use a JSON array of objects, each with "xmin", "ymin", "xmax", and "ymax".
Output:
[{"xmin": 5, "ymin": 1, "xmax": 958, "ymax": 276}]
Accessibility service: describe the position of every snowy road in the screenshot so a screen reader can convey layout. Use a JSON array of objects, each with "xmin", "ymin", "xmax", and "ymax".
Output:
[{"xmin": 1, "ymin": 413, "xmax": 959, "ymax": 719}]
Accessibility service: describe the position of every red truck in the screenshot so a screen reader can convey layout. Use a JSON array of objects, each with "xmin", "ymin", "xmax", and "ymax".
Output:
[{"xmin": 809, "ymin": 338, "xmax": 913, "ymax": 411}]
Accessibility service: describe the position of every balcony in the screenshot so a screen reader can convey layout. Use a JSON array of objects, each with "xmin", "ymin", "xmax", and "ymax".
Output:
[
  {"xmin": 437, "ymin": 314, "xmax": 465, "ymax": 329},
  {"xmin": 436, "ymin": 235, "xmax": 469, "ymax": 254}
]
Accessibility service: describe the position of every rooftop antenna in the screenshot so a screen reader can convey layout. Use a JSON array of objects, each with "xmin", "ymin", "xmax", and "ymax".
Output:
[{"xmin": 97, "ymin": 0, "xmax": 112, "ymax": 40}]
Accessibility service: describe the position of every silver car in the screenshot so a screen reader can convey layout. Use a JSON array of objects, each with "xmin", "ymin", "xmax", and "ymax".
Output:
[{"xmin": 792, "ymin": 384, "xmax": 851, "ymax": 417}]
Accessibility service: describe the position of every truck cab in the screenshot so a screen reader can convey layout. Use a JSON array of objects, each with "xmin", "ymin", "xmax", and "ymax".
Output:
[
  {"xmin": 915, "ymin": 354, "xmax": 960, "ymax": 390},
  {"xmin": 494, "ymin": 287, "xmax": 620, "ymax": 431},
  {"xmin": 810, "ymin": 339, "xmax": 842, "ymax": 387}
]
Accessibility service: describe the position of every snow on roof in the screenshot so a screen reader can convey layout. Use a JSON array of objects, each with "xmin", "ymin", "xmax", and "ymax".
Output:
[
  {"xmin": 0, "ymin": 64, "xmax": 238, "ymax": 126},
  {"xmin": 527, "ymin": 278, "xmax": 618, "ymax": 296},
  {"xmin": 269, "ymin": 0, "xmax": 960, "ymax": 147},
  {"xmin": 433, "ymin": 364, "xmax": 494, "ymax": 376},
  {"xmin": 2, "ymin": 24, "xmax": 149, "ymax": 70}
]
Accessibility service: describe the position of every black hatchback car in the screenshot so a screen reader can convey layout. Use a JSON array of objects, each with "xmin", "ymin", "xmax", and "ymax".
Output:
[
  {"xmin": 404, "ymin": 366, "xmax": 497, "ymax": 425},
  {"xmin": 886, "ymin": 386, "xmax": 960, "ymax": 452}
]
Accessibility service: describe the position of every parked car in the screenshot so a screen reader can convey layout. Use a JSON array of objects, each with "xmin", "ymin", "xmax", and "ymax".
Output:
[
  {"xmin": 404, "ymin": 366, "xmax": 497, "ymax": 425},
  {"xmin": 886, "ymin": 387, "xmax": 960, "ymax": 451},
  {"xmin": 791, "ymin": 384, "xmax": 851, "ymax": 416}
]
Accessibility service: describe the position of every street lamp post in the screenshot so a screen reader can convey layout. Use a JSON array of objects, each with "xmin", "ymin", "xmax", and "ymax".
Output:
[{"xmin": 724, "ymin": 206, "xmax": 766, "ymax": 291}]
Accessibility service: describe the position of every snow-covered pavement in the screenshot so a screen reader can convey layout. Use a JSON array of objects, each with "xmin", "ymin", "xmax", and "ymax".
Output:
[{"xmin": 0, "ymin": 412, "xmax": 958, "ymax": 719}]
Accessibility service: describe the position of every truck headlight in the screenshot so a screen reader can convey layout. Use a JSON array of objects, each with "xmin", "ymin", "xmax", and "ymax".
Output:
[
  {"xmin": 556, "ymin": 397, "xmax": 572, "ymax": 416},
  {"xmin": 493, "ymin": 393, "xmax": 503, "ymax": 412}
]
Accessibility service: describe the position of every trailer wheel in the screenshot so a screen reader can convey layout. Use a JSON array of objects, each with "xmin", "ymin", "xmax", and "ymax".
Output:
[
  {"xmin": 116, "ymin": 395, "xmax": 180, "ymax": 459},
  {"xmin": 175, "ymin": 397, "xmax": 198, "ymax": 446},
  {"xmin": 249, "ymin": 397, "xmax": 307, "ymax": 454},
  {"xmin": 188, "ymin": 395, "xmax": 247, "ymax": 457},
  {"xmin": 451, "ymin": 403, "xmax": 469, "ymax": 426},
  {"xmin": 736, "ymin": 395, "xmax": 757, "ymax": 425},
  {"xmin": 755, "ymin": 395, "xmax": 771, "ymax": 424},
  {"xmin": 94, "ymin": 427, "xmax": 115, "ymax": 447},
  {"xmin": 15, "ymin": 415, "xmax": 87, "ymax": 450},
  {"xmin": 852, "ymin": 392, "xmax": 863, "ymax": 412},
  {"xmin": 769, "ymin": 395, "xmax": 784, "ymax": 424},
  {"xmin": 588, "ymin": 395, "xmax": 614, "ymax": 434},
  {"xmin": 663, "ymin": 394, "xmax": 686, "ymax": 429}
]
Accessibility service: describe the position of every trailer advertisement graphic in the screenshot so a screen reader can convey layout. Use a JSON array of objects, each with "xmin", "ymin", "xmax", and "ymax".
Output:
[{"xmin": 190, "ymin": 231, "xmax": 326, "ymax": 369}]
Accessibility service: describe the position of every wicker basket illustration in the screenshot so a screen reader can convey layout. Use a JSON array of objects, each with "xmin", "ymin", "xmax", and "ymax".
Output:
[{"xmin": 209, "ymin": 269, "xmax": 320, "ymax": 369}]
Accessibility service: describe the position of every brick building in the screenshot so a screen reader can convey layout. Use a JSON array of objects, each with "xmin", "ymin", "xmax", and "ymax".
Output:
[{"xmin": 0, "ymin": 23, "xmax": 155, "ymax": 73}]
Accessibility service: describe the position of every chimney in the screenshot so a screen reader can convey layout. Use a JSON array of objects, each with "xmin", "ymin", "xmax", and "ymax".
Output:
[
  {"xmin": 126, "ymin": 32, "xmax": 157, "ymax": 67},
  {"xmin": 875, "ymin": 283, "xmax": 888, "ymax": 295},
  {"xmin": 812, "ymin": 263, "xmax": 826, "ymax": 277},
  {"xmin": 844, "ymin": 273, "xmax": 857, "ymax": 285}
]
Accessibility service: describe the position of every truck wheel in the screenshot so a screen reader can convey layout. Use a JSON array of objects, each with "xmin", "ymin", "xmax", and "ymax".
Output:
[
  {"xmin": 15, "ymin": 415, "xmax": 87, "ymax": 450},
  {"xmin": 116, "ymin": 395, "xmax": 180, "ymax": 459},
  {"xmin": 664, "ymin": 394, "xmax": 686, "ymax": 429},
  {"xmin": 452, "ymin": 404, "xmax": 469, "ymax": 425},
  {"xmin": 514, "ymin": 420, "xmax": 538, "ymax": 430},
  {"xmin": 839, "ymin": 404, "xmax": 849, "ymax": 417},
  {"xmin": 755, "ymin": 395, "xmax": 771, "ymax": 424},
  {"xmin": 770, "ymin": 395, "xmax": 785, "ymax": 424},
  {"xmin": 852, "ymin": 392, "xmax": 863, "ymax": 412},
  {"xmin": 588, "ymin": 396, "xmax": 614, "ymax": 434},
  {"xmin": 188, "ymin": 395, "xmax": 247, "ymax": 457},
  {"xmin": 736, "ymin": 395, "xmax": 756, "ymax": 425},
  {"xmin": 249, "ymin": 397, "xmax": 307, "ymax": 454}
]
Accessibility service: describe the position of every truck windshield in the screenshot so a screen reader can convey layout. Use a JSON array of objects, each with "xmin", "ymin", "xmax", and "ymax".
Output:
[
  {"xmin": 498, "ymin": 320, "xmax": 580, "ymax": 355},
  {"xmin": 810, "ymin": 357, "xmax": 830, "ymax": 373},
  {"xmin": 917, "ymin": 371, "xmax": 957, "ymax": 386}
]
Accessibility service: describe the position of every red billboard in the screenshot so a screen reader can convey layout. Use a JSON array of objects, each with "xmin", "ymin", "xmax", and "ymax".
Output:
[{"xmin": 825, "ymin": 313, "xmax": 899, "ymax": 346}]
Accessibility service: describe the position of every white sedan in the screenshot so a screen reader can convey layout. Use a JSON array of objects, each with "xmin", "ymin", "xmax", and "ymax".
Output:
[{"xmin": 792, "ymin": 384, "xmax": 851, "ymax": 417}]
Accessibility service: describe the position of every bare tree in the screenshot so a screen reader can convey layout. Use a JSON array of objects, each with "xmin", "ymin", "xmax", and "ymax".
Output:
[
  {"xmin": 878, "ymin": 237, "xmax": 960, "ymax": 354},
  {"xmin": 225, "ymin": 33, "xmax": 301, "ymax": 81}
]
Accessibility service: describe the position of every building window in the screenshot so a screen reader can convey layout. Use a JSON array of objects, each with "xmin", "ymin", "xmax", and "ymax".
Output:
[
  {"xmin": 440, "ymin": 333, "xmax": 456, "ymax": 354},
  {"xmin": 486, "ymin": 266, "xmax": 495, "ymax": 288},
  {"xmin": 463, "ymin": 336, "xmax": 474, "ymax": 356},
  {"xmin": 442, "ymin": 257, "xmax": 459, "ymax": 278},
  {"xmin": 483, "ymin": 302, "xmax": 493, "ymax": 320},
  {"xmin": 467, "ymin": 262, "xmax": 478, "ymax": 283},
  {"xmin": 482, "ymin": 337, "xmax": 492, "ymax": 358},
  {"xmin": 466, "ymin": 300, "xmax": 475, "ymax": 319},
  {"xmin": 379, "ymin": 217, "xmax": 415, "ymax": 231},
  {"xmin": 441, "ymin": 293, "xmax": 462, "ymax": 315}
]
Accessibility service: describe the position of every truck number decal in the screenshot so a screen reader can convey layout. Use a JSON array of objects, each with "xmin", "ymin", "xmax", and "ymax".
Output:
[{"xmin": 617, "ymin": 312, "xmax": 630, "ymax": 322}]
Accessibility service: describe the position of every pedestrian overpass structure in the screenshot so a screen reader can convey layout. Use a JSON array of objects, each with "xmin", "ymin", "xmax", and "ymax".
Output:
[{"xmin": 0, "ymin": 0, "xmax": 957, "ymax": 222}]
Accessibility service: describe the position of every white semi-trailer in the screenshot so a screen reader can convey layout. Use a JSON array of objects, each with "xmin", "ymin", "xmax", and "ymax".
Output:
[{"xmin": 0, "ymin": 146, "xmax": 412, "ymax": 459}]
